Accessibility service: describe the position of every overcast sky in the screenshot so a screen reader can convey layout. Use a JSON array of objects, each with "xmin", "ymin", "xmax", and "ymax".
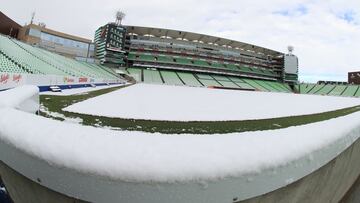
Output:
[{"xmin": 2, "ymin": 0, "xmax": 360, "ymax": 82}]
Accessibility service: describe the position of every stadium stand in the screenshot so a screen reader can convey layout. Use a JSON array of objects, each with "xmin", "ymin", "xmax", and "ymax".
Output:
[
  {"xmin": 1, "ymin": 31, "xmax": 321, "ymax": 96},
  {"xmin": 176, "ymin": 72, "xmax": 203, "ymax": 87},
  {"xmin": 307, "ymin": 84, "xmax": 325, "ymax": 94},
  {"xmin": 328, "ymin": 85, "xmax": 347, "ymax": 96},
  {"xmin": 126, "ymin": 67, "xmax": 295, "ymax": 93},
  {"xmin": 298, "ymin": 83, "xmax": 360, "ymax": 97},
  {"xmin": 143, "ymin": 69, "xmax": 163, "ymax": 84},
  {"xmin": 0, "ymin": 53, "xmax": 27, "ymax": 74},
  {"xmin": 299, "ymin": 83, "xmax": 316, "ymax": 94},
  {"xmin": 256, "ymin": 80, "xmax": 279, "ymax": 92},
  {"xmin": 354, "ymin": 88, "xmax": 360, "ymax": 97},
  {"xmin": 0, "ymin": 34, "xmax": 119, "ymax": 80},
  {"xmin": 226, "ymin": 77, "xmax": 254, "ymax": 90},
  {"xmin": 160, "ymin": 70, "xmax": 184, "ymax": 86},
  {"xmin": 242, "ymin": 78, "xmax": 269, "ymax": 91},
  {"xmin": 211, "ymin": 75, "xmax": 239, "ymax": 88},
  {"xmin": 341, "ymin": 85, "xmax": 359, "ymax": 97},
  {"xmin": 315, "ymin": 84, "xmax": 336, "ymax": 95},
  {"xmin": 130, "ymin": 51, "xmax": 281, "ymax": 79}
]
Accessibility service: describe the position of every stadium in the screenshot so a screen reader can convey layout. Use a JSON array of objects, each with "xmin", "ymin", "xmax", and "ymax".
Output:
[{"xmin": 0, "ymin": 8, "xmax": 360, "ymax": 203}]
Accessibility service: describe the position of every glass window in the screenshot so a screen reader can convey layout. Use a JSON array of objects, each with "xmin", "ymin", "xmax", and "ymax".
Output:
[
  {"xmin": 29, "ymin": 28, "xmax": 41, "ymax": 37},
  {"xmin": 89, "ymin": 44, "xmax": 95, "ymax": 51},
  {"xmin": 40, "ymin": 32, "xmax": 90, "ymax": 51}
]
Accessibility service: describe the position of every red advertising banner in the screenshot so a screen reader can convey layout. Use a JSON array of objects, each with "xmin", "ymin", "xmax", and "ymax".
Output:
[
  {"xmin": 13, "ymin": 74, "xmax": 22, "ymax": 83},
  {"xmin": 63, "ymin": 77, "xmax": 75, "ymax": 83},
  {"xmin": 79, "ymin": 77, "xmax": 88, "ymax": 83},
  {"xmin": 0, "ymin": 73, "xmax": 10, "ymax": 84}
]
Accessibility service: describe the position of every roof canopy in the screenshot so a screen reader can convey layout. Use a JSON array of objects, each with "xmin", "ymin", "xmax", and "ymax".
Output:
[
  {"xmin": 0, "ymin": 11, "xmax": 22, "ymax": 38},
  {"xmin": 125, "ymin": 25, "xmax": 283, "ymax": 56}
]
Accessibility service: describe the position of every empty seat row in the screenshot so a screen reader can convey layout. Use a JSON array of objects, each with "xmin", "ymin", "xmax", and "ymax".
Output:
[
  {"xmin": 299, "ymin": 83, "xmax": 360, "ymax": 97},
  {"xmin": 128, "ymin": 52, "xmax": 277, "ymax": 78},
  {"xmin": 0, "ymin": 34, "xmax": 119, "ymax": 80},
  {"xmin": 126, "ymin": 67, "xmax": 293, "ymax": 93}
]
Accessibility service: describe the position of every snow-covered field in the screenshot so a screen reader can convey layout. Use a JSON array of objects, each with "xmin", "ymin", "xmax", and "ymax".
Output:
[
  {"xmin": 63, "ymin": 84, "xmax": 360, "ymax": 121},
  {"xmin": 40, "ymin": 84, "xmax": 125, "ymax": 96}
]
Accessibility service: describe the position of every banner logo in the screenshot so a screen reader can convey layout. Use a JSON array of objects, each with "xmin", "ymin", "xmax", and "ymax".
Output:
[
  {"xmin": 79, "ymin": 77, "xmax": 88, "ymax": 83},
  {"xmin": 13, "ymin": 74, "xmax": 22, "ymax": 83},
  {"xmin": 63, "ymin": 77, "xmax": 75, "ymax": 83},
  {"xmin": 0, "ymin": 74, "xmax": 9, "ymax": 84}
]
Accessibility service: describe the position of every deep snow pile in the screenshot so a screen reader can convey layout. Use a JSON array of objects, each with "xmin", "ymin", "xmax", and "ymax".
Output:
[
  {"xmin": 1, "ymin": 85, "xmax": 360, "ymax": 184},
  {"xmin": 0, "ymin": 85, "xmax": 39, "ymax": 114},
  {"xmin": 0, "ymin": 107, "xmax": 360, "ymax": 182},
  {"xmin": 64, "ymin": 84, "xmax": 360, "ymax": 121},
  {"xmin": 0, "ymin": 85, "xmax": 38, "ymax": 109}
]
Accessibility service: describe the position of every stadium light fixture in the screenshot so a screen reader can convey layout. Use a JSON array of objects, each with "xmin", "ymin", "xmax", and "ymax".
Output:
[{"xmin": 115, "ymin": 10, "xmax": 126, "ymax": 25}]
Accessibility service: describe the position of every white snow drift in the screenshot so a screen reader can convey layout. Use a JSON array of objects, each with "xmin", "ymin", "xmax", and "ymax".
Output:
[
  {"xmin": 0, "ymin": 85, "xmax": 39, "ymax": 113},
  {"xmin": 0, "ymin": 85, "xmax": 38, "ymax": 109},
  {"xmin": 1, "ymin": 85, "xmax": 360, "ymax": 203},
  {"xmin": 64, "ymin": 84, "xmax": 360, "ymax": 121},
  {"xmin": 1, "ymin": 101, "xmax": 360, "ymax": 182}
]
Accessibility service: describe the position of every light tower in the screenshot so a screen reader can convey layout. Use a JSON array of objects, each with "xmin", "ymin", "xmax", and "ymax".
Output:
[
  {"xmin": 30, "ymin": 12, "xmax": 35, "ymax": 24},
  {"xmin": 115, "ymin": 10, "xmax": 125, "ymax": 25},
  {"xmin": 287, "ymin": 45, "xmax": 294, "ymax": 55}
]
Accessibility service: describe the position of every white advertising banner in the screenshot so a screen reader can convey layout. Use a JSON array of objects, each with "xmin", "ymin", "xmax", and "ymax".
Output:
[
  {"xmin": 0, "ymin": 72, "xmax": 26, "ymax": 90},
  {"xmin": 0, "ymin": 72, "xmax": 123, "ymax": 91}
]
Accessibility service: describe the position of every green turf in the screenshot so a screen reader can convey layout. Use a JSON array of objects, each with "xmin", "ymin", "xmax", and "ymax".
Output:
[{"xmin": 40, "ymin": 85, "xmax": 360, "ymax": 134}]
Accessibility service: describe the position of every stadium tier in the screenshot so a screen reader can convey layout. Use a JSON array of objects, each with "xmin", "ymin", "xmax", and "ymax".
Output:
[
  {"xmin": 299, "ymin": 83, "xmax": 360, "ymax": 97},
  {"xmin": 0, "ymin": 34, "xmax": 119, "ymax": 80},
  {"xmin": 94, "ymin": 24, "xmax": 299, "ymax": 90},
  {"xmin": 126, "ymin": 67, "xmax": 294, "ymax": 93},
  {"xmin": 6, "ymin": 22, "xmax": 360, "ymax": 98}
]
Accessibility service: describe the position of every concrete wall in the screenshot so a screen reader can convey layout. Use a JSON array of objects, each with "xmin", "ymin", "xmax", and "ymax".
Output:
[
  {"xmin": 0, "ymin": 161, "xmax": 87, "ymax": 203},
  {"xmin": 239, "ymin": 135, "xmax": 360, "ymax": 203},
  {"xmin": 1, "ymin": 136, "xmax": 360, "ymax": 203}
]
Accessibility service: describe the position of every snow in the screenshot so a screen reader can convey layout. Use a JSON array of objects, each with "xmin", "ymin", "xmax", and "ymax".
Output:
[
  {"xmin": 0, "ymin": 85, "xmax": 38, "ymax": 109},
  {"xmin": 64, "ymin": 83, "xmax": 360, "ymax": 121},
  {"xmin": 40, "ymin": 84, "xmax": 126, "ymax": 96},
  {"xmin": 41, "ymin": 106, "xmax": 83, "ymax": 124},
  {"xmin": 0, "ymin": 107, "xmax": 360, "ymax": 183},
  {"xmin": 1, "ymin": 85, "xmax": 360, "ymax": 184}
]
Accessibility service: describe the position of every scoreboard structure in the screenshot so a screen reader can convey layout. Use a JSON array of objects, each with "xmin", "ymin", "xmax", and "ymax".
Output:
[
  {"xmin": 94, "ymin": 23, "xmax": 127, "ymax": 67},
  {"xmin": 348, "ymin": 71, "xmax": 360, "ymax": 84}
]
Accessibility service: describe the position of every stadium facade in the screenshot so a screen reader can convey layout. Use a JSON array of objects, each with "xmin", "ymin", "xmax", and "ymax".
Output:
[
  {"xmin": 18, "ymin": 24, "xmax": 95, "ymax": 62},
  {"xmin": 95, "ymin": 23, "xmax": 299, "ymax": 88}
]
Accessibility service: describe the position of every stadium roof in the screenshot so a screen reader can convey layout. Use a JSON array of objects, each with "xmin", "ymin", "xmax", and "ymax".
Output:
[
  {"xmin": 125, "ymin": 25, "xmax": 283, "ymax": 56},
  {"xmin": 0, "ymin": 11, "xmax": 22, "ymax": 38}
]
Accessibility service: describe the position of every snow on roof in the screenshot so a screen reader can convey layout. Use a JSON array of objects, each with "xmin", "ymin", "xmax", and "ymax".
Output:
[
  {"xmin": 1, "ymin": 107, "xmax": 360, "ymax": 183},
  {"xmin": 64, "ymin": 84, "xmax": 360, "ymax": 121}
]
